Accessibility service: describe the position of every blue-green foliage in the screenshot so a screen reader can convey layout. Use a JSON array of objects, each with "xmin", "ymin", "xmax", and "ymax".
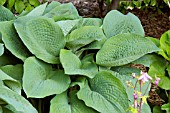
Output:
[{"xmin": 0, "ymin": 2, "xmax": 160, "ymax": 113}]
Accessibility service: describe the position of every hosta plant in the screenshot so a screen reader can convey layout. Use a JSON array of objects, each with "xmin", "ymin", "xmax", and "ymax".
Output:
[{"xmin": 0, "ymin": 1, "xmax": 160, "ymax": 113}]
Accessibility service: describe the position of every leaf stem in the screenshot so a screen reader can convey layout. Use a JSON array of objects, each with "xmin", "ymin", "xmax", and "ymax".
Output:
[{"xmin": 138, "ymin": 81, "xmax": 142, "ymax": 113}]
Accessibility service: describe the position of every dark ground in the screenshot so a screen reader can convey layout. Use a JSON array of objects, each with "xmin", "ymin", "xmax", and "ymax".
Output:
[{"xmin": 50, "ymin": 0, "xmax": 170, "ymax": 108}]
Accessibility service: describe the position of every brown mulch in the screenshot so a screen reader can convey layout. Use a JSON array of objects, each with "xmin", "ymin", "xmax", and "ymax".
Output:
[{"xmin": 129, "ymin": 8, "xmax": 170, "ymax": 39}]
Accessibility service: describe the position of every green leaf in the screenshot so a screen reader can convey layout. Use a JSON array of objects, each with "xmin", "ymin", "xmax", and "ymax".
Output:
[
  {"xmin": 23, "ymin": 57, "xmax": 70, "ymax": 98},
  {"xmin": 77, "ymin": 18, "xmax": 102, "ymax": 27},
  {"xmin": 7, "ymin": 0, "xmax": 15, "ymax": 8},
  {"xmin": 0, "ymin": 54, "xmax": 18, "ymax": 67},
  {"xmin": 56, "ymin": 19, "xmax": 80, "ymax": 36},
  {"xmin": 141, "ymin": 104, "xmax": 151, "ymax": 113},
  {"xmin": 14, "ymin": 16, "xmax": 65, "ymax": 64},
  {"xmin": 103, "ymin": 10, "xmax": 144, "ymax": 38},
  {"xmin": 167, "ymin": 64, "xmax": 170, "ymax": 77},
  {"xmin": 0, "ymin": 44, "xmax": 4, "ymax": 56},
  {"xmin": 0, "ymin": 106, "xmax": 2, "ymax": 113},
  {"xmin": 25, "ymin": 3, "xmax": 34, "ymax": 12},
  {"xmin": 133, "ymin": 1, "xmax": 142, "ymax": 9},
  {"xmin": 15, "ymin": 1, "xmax": 25, "ymax": 14},
  {"xmin": 153, "ymin": 106, "xmax": 164, "ymax": 113},
  {"xmin": 132, "ymin": 54, "xmax": 165, "ymax": 67},
  {"xmin": 0, "ymin": 64, "xmax": 23, "ymax": 84},
  {"xmin": 29, "ymin": 0, "xmax": 40, "ymax": 7},
  {"xmin": 162, "ymin": 103, "xmax": 170, "ymax": 113},
  {"xmin": 26, "ymin": 2, "xmax": 47, "ymax": 17},
  {"xmin": 66, "ymin": 26, "xmax": 106, "ymax": 51},
  {"xmin": 44, "ymin": 3, "xmax": 80, "ymax": 21},
  {"xmin": 43, "ymin": 1, "xmax": 61, "ymax": 14},
  {"xmin": 0, "ymin": 86, "xmax": 38, "ymax": 113},
  {"xmin": 50, "ymin": 91, "xmax": 97, "ymax": 113},
  {"xmin": 76, "ymin": 39, "xmax": 107, "ymax": 57},
  {"xmin": 144, "ymin": 0, "xmax": 150, "ymax": 6},
  {"xmin": 2, "ymin": 105, "xmax": 21, "ymax": 113},
  {"xmin": 148, "ymin": 61, "xmax": 170, "ymax": 90},
  {"xmin": 111, "ymin": 66, "xmax": 140, "ymax": 76},
  {"xmin": 159, "ymin": 30, "xmax": 170, "ymax": 61},
  {"xmin": 0, "ymin": 21, "xmax": 31, "ymax": 61},
  {"xmin": 0, "ymin": 0, "xmax": 6, "ymax": 5},
  {"xmin": 0, "ymin": 5, "xmax": 15, "ymax": 21},
  {"xmin": 60, "ymin": 49, "xmax": 98, "ymax": 78},
  {"xmin": 146, "ymin": 37, "xmax": 160, "ymax": 47},
  {"xmin": 107, "ymin": 70, "xmax": 150, "ymax": 104},
  {"xmin": 96, "ymin": 33, "xmax": 160, "ymax": 67},
  {"xmin": 0, "ymin": 69, "xmax": 21, "ymax": 94},
  {"xmin": 77, "ymin": 71, "xmax": 129, "ymax": 113},
  {"xmin": 150, "ymin": 0, "xmax": 157, "ymax": 6}
]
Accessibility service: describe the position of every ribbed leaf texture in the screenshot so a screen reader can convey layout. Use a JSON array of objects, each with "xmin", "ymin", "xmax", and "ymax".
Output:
[
  {"xmin": 14, "ymin": 16, "xmax": 65, "ymax": 64},
  {"xmin": 0, "ymin": 6, "xmax": 15, "ymax": 21},
  {"xmin": 0, "ymin": 21, "xmax": 31, "ymax": 61},
  {"xmin": 77, "ymin": 71, "xmax": 129, "ymax": 113},
  {"xmin": 103, "ymin": 10, "xmax": 144, "ymax": 38},
  {"xmin": 66, "ymin": 26, "xmax": 106, "ymax": 51},
  {"xmin": 0, "ymin": 87, "xmax": 38, "ymax": 113},
  {"xmin": 96, "ymin": 33, "xmax": 160, "ymax": 67}
]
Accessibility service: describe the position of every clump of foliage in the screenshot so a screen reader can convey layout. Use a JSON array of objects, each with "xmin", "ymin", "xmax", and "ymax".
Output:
[
  {"xmin": 0, "ymin": 1, "xmax": 160, "ymax": 113},
  {"xmin": 0, "ymin": 0, "xmax": 40, "ymax": 14},
  {"xmin": 119, "ymin": 0, "xmax": 170, "ymax": 11}
]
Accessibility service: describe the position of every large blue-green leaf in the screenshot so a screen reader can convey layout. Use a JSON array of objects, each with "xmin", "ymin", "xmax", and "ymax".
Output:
[
  {"xmin": 43, "ymin": 1, "xmax": 61, "ymax": 14},
  {"xmin": 66, "ymin": 26, "xmax": 106, "ymax": 51},
  {"xmin": 26, "ymin": 2, "xmax": 47, "ymax": 16},
  {"xmin": 14, "ymin": 16, "xmax": 65, "ymax": 64},
  {"xmin": 0, "ymin": 106, "xmax": 2, "ymax": 113},
  {"xmin": 0, "ymin": 69, "xmax": 21, "ymax": 94},
  {"xmin": 132, "ymin": 54, "xmax": 166, "ymax": 67},
  {"xmin": 75, "ymin": 39, "xmax": 107, "ymax": 57},
  {"xmin": 1, "ymin": 105, "xmax": 21, "ymax": 113},
  {"xmin": 77, "ymin": 71, "xmax": 129, "ymax": 113},
  {"xmin": 60, "ymin": 49, "xmax": 98, "ymax": 78},
  {"xmin": 159, "ymin": 30, "xmax": 170, "ymax": 61},
  {"xmin": 148, "ymin": 61, "xmax": 170, "ymax": 90},
  {"xmin": 50, "ymin": 91, "xmax": 97, "ymax": 113},
  {"xmin": 77, "ymin": 18, "xmax": 102, "ymax": 27},
  {"xmin": 44, "ymin": 3, "xmax": 80, "ymax": 21},
  {"xmin": 0, "ymin": 21, "xmax": 31, "ymax": 61},
  {"xmin": 0, "ymin": 44, "xmax": 4, "ymax": 56},
  {"xmin": 96, "ymin": 33, "xmax": 160, "ymax": 67},
  {"xmin": 0, "ymin": 64, "xmax": 23, "ymax": 84},
  {"xmin": 0, "ymin": 54, "xmax": 18, "ymax": 67},
  {"xmin": 56, "ymin": 19, "xmax": 80, "ymax": 36},
  {"xmin": 103, "ymin": 10, "xmax": 144, "ymax": 38},
  {"xmin": 0, "ymin": 5, "xmax": 15, "ymax": 21},
  {"xmin": 98, "ymin": 68, "xmax": 151, "ymax": 112},
  {"xmin": 0, "ymin": 86, "xmax": 37, "ymax": 113},
  {"xmin": 23, "ymin": 57, "xmax": 70, "ymax": 98}
]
